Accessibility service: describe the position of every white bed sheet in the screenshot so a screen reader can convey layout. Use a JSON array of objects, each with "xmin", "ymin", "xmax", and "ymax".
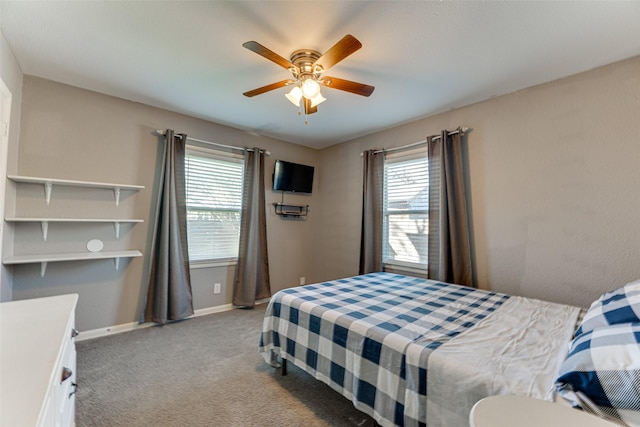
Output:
[{"xmin": 425, "ymin": 296, "xmax": 581, "ymax": 426}]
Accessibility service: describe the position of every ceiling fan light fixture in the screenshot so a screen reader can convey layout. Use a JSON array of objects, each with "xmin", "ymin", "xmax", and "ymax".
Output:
[
  {"xmin": 301, "ymin": 77, "xmax": 321, "ymax": 99},
  {"xmin": 243, "ymin": 35, "xmax": 374, "ymax": 118},
  {"xmin": 285, "ymin": 85, "xmax": 303, "ymax": 106},
  {"xmin": 309, "ymin": 92, "xmax": 326, "ymax": 108}
]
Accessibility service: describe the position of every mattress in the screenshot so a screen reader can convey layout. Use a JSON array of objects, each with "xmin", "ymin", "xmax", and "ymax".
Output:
[{"xmin": 259, "ymin": 272, "xmax": 581, "ymax": 427}]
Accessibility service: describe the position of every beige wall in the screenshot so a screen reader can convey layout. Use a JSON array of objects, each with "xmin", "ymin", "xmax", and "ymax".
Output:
[
  {"xmin": 11, "ymin": 76, "xmax": 319, "ymax": 331},
  {"xmin": 0, "ymin": 30, "xmax": 23, "ymax": 302},
  {"xmin": 8, "ymin": 54, "xmax": 640, "ymax": 331},
  {"xmin": 317, "ymin": 56, "xmax": 640, "ymax": 308}
]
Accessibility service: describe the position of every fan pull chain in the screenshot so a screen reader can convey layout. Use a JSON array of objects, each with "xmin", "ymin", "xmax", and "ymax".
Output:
[{"xmin": 296, "ymin": 100, "xmax": 308, "ymax": 125}]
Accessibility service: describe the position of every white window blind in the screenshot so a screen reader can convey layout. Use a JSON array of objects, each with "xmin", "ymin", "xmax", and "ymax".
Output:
[
  {"xmin": 383, "ymin": 150, "xmax": 428, "ymax": 268},
  {"xmin": 185, "ymin": 148, "xmax": 244, "ymax": 262}
]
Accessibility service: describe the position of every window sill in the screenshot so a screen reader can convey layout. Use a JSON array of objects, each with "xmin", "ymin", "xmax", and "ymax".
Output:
[
  {"xmin": 383, "ymin": 260, "xmax": 427, "ymax": 278},
  {"xmin": 190, "ymin": 259, "xmax": 238, "ymax": 269}
]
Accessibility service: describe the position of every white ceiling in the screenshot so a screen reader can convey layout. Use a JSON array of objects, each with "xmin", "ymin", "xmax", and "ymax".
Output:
[{"xmin": 1, "ymin": 1, "xmax": 639, "ymax": 149}]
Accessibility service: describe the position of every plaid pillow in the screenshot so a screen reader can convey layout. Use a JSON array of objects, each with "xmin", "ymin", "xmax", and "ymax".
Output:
[
  {"xmin": 576, "ymin": 279, "xmax": 640, "ymax": 336},
  {"xmin": 556, "ymin": 323, "xmax": 640, "ymax": 423}
]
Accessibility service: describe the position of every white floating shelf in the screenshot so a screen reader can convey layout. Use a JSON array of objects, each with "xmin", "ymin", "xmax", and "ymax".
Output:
[
  {"xmin": 7, "ymin": 175, "xmax": 145, "ymax": 206},
  {"xmin": 3, "ymin": 250, "xmax": 143, "ymax": 277},
  {"xmin": 5, "ymin": 218, "xmax": 144, "ymax": 240}
]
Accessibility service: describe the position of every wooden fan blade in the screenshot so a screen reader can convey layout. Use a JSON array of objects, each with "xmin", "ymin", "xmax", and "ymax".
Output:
[
  {"xmin": 243, "ymin": 80, "xmax": 294, "ymax": 97},
  {"xmin": 303, "ymin": 98, "xmax": 318, "ymax": 115},
  {"xmin": 243, "ymin": 41, "xmax": 297, "ymax": 71},
  {"xmin": 312, "ymin": 35, "xmax": 362, "ymax": 71},
  {"xmin": 321, "ymin": 76, "xmax": 375, "ymax": 97}
]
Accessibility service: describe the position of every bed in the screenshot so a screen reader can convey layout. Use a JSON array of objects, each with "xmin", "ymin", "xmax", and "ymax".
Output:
[{"xmin": 258, "ymin": 273, "xmax": 640, "ymax": 427}]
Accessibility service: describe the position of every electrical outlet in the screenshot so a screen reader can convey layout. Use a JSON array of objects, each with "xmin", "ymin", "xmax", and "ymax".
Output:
[
  {"xmin": 299, "ymin": 277, "xmax": 305, "ymax": 285},
  {"xmin": 214, "ymin": 283, "xmax": 221, "ymax": 294}
]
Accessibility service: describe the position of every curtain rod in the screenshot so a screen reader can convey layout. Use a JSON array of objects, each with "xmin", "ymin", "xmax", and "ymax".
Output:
[
  {"xmin": 362, "ymin": 126, "xmax": 469, "ymax": 156},
  {"xmin": 155, "ymin": 130, "xmax": 270, "ymax": 156}
]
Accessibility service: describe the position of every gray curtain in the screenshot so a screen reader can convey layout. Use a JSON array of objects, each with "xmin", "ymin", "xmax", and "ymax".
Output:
[
  {"xmin": 233, "ymin": 148, "xmax": 271, "ymax": 307},
  {"xmin": 428, "ymin": 130, "xmax": 473, "ymax": 286},
  {"xmin": 359, "ymin": 149, "xmax": 384, "ymax": 274},
  {"xmin": 144, "ymin": 129, "xmax": 194, "ymax": 324}
]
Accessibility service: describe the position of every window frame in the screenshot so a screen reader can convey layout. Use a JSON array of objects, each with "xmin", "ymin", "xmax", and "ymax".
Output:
[
  {"xmin": 184, "ymin": 144, "xmax": 244, "ymax": 266},
  {"xmin": 382, "ymin": 148, "xmax": 429, "ymax": 272}
]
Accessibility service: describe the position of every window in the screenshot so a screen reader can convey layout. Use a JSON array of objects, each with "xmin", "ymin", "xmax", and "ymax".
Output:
[
  {"xmin": 383, "ymin": 150, "xmax": 428, "ymax": 269},
  {"xmin": 185, "ymin": 146, "xmax": 244, "ymax": 263}
]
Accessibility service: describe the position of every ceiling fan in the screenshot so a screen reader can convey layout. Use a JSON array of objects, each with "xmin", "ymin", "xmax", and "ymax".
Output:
[{"xmin": 242, "ymin": 34, "xmax": 375, "ymax": 117}]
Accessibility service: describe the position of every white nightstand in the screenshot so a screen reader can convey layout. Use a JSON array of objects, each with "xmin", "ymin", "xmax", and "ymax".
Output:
[{"xmin": 470, "ymin": 395, "xmax": 619, "ymax": 427}]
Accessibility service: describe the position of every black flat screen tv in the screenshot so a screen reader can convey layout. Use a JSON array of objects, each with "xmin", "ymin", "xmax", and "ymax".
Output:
[{"xmin": 272, "ymin": 160, "xmax": 314, "ymax": 194}]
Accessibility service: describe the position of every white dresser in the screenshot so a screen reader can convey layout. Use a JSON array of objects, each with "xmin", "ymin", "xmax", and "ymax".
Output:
[{"xmin": 1, "ymin": 294, "xmax": 79, "ymax": 426}]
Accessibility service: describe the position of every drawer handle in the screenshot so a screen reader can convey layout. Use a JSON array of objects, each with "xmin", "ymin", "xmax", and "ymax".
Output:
[
  {"xmin": 69, "ymin": 382, "xmax": 78, "ymax": 399},
  {"xmin": 61, "ymin": 367, "xmax": 73, "ymax": 383},
  {"xmin": 71, "ymin": 328, "xmax": 79, "ymax": 338}
]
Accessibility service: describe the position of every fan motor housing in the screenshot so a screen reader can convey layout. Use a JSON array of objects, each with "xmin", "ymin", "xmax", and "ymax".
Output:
[{"xmin": 290, "ymin": 49, "xmax": 322, "ymax": 73}]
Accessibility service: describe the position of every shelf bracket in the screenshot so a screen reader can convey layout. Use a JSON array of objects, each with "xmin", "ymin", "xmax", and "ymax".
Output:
[
  {"xmin": 114, "ymin": 257, "xmax": 120, "ymax": 270},
  {"xmin": 114, "ymin": 222, "xmax": 120, "ymax": 239},
  {"xmin": 44, "ymin": 182, "xmax": 53, "ymax": 205},
  {"xmin": 114, "ymin": 187, "xmax": 121, "ymax": 207},
  {"xmin": 40, "ymin": 261, "xmax": 48, "ymax": 277},
  {"xmin": 40, "ymin": 220, "xmax": 49, "ymax": 241}
]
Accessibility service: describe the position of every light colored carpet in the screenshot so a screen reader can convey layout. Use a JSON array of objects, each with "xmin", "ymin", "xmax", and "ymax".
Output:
[{"xmin": 76, "ymin": 304, "xmax": 377, "ymax": 426}]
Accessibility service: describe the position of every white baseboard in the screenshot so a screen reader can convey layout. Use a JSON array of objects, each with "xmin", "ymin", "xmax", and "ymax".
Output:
[
  {"xmin": 76, "ymin": 318, "xmax": 154, "ymax": 342},
  {"xmin": 76, "ymin": 299, "xmax": 270, "ymax": 342},
  {"xmin": 191, "ymin": 303, "xmax": 235, "ymax": 318}
]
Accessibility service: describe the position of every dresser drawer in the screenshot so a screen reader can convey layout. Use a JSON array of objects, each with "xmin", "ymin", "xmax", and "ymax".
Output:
[{"xmin": 55, "ymin": 317, "xmax": 77, "ymax": 427}]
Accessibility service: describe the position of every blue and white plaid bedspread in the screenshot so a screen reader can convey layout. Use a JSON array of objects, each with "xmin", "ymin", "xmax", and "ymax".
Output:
[{"xmin": 258, "ymin": 272, "xmax": 510, "ymax": 427}]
